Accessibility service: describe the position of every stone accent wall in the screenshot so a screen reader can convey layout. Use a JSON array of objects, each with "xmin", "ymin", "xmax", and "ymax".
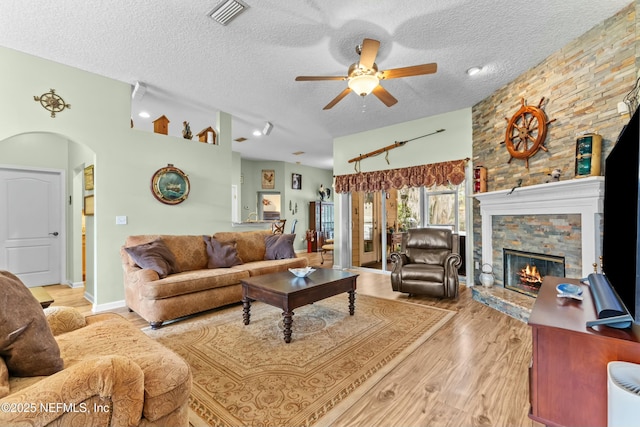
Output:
[{"xmin": 472, "ymin": 3, "xmax": 638, "ymax": 284}]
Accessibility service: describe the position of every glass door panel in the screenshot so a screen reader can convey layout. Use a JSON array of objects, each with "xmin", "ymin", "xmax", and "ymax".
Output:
[{"xmin": 361, "ymin": 192, "xmax": 379, "ymax": 265}]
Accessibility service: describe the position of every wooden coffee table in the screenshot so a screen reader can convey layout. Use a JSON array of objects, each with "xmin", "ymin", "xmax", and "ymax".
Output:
[{"xmin": 241, "ymin": 268, "xmax": 359, "ymax": 343}]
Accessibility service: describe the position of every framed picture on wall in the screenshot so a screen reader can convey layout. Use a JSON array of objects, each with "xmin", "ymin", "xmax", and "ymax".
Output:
[
  {"xmin": 84, "ymin": 165, "xmax": 94, "ymax": 190},
  {"xmin": 262, "ymin": 169, "xmax": 275, "ymax": 189},
  {"xmin": 84, "ymin": 195, "xmax": 94, "ymax": 216},
  {"xmin": 292, "ymin": 173, "xmax": 302, "ymax": 190}
]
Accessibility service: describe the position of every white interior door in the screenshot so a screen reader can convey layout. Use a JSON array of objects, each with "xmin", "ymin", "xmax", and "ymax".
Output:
[{"xmin": 0, "ymin": 167, "xmax": 64, "ymax": 286}]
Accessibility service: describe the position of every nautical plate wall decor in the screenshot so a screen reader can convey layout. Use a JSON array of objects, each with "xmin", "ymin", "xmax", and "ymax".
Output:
[{"xmin": 151, "ymin": 164, "xmax": 190, "ymax": 205}]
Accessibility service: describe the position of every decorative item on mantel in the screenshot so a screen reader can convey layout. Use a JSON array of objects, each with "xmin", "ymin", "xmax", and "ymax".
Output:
[
  {"xmin": 575, "ymin": 133, "xmax": 602, "ymax": 177},
  {"xmin": 473, "ymin": 166, "xmax": 487, "ymax": 193},
  {"xmin": 197, "ymin": 126, "xmax": 217, "ymax": 144},
  {"xmin": 182, "ymin": 121, "xmax": 192, "ymax": 140},
  {"xmin": 153, "ymin": 115, "xmax": 170, "ymax": 135},
  {"xmin": 546, "ymin": 168, "xmax": 562, "ymax": 182}
]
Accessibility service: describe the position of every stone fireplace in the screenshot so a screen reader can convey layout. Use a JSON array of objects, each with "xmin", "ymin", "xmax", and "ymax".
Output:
[
  {"xmin": 503, "ymin": 249, "xmax": 565, "ymax": 297},
  {"xmin": 472, "ymin": 176, "xmax": 604, "ymax": 321}
]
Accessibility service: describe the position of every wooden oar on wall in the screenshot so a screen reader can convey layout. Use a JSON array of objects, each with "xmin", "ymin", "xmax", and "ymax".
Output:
[{"xmin": 348, "ymin": 128, "xmax": 445, "ymax": 171}]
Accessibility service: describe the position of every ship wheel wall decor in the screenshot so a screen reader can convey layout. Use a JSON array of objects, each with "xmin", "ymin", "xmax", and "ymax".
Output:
[{"xmin": 502, "ymin": 97, "xmax": 556, "ymax": 168}]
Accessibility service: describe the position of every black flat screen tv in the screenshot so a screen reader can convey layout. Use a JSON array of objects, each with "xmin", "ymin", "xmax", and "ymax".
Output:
[{"xmin": 601, "ymin": 105, "xmax": 640, "ymax": 324}]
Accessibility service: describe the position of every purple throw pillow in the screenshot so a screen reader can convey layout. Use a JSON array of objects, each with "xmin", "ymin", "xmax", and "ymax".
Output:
[
  {"xmin": 264, "ymin": 233, "xmax": 297, "ymax": 260},
  {"xmin": 124, "ymin": 238, "xmax": 177, "ymax": 278},
  {"xmin": 203, "ymin": 236, "xmax": 243, "ymax": 268}
]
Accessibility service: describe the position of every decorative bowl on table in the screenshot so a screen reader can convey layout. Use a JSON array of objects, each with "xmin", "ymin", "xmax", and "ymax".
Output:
[
  {"xmin": 288, "ymin": 267, "xmax": 316, "ymax": 278},
  {"xmin": 556, "ymin": 283, "xmax": 583, "ymax": 296}
]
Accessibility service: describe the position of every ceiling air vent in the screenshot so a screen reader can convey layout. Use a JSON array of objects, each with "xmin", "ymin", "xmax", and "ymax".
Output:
[{"xmin": 208, "ymin": 0, "xmax": 248, "ymax": 25}]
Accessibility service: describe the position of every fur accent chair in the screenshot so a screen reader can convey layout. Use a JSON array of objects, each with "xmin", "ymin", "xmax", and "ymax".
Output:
[{"xmin": 0, "ymin": 275, "xmax": 192, "ymax": 427}]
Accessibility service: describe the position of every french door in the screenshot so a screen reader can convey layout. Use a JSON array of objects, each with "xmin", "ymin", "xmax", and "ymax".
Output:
[{"xmin": 352, "ymin": 191, "xmax": 382, "ymax": 266}]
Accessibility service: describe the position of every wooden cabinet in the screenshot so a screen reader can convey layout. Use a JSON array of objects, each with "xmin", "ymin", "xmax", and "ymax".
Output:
[
  {"xmin": 528, "ymin": 276, "xmax": 640, "ymax": 427},
  {"xmin": 309, "ymin": 201, "xmax": 333, "ymax": 252}
]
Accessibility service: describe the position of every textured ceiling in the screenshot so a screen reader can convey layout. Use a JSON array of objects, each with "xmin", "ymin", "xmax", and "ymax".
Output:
[{"xmin": 0, "ymin": 0, "xmax": 632, "ymax": 170}]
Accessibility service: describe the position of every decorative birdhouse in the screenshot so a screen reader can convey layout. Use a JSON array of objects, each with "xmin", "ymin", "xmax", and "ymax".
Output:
[
  {"xmin": 153, "ymin": 115, "xmax": 170, "ymax": 135},
  {"xmin": 197, "ymin": 126, "xmax": 217, "ymax": 144}
]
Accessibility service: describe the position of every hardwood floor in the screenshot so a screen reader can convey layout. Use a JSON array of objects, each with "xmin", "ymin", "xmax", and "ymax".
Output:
[{"xmin": 44, "ymin": 252, "xmax": 542, "ymax": 427}]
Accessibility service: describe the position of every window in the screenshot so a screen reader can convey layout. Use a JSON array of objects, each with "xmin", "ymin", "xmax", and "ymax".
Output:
[
  {"xmin": 396, "ymin": 181, "xmax": 465, "ymax": 233},
  {"xmin": 425, "ymin": 183, "xmax": 465, "ymax": 232}
]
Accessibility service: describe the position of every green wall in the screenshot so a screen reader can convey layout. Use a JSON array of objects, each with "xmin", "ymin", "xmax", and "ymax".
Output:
[
  {"xmin": 0, "ymin": 46, "xmax": 235, "ymax": 309},
  {"xmin": 0, "ymin": 46, "xmax": 334, "ymax": 307},
  {"xmin": 241, "ymin": 159, "xmax": 333, "ymax": 252},
  {"xmin": 331, "ymin": 108, "xmax": 474, "ymax": 268}
]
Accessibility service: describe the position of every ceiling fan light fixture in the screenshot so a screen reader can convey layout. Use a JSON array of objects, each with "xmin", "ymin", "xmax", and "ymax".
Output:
[{"xmin": 348, "ymin": 74, "xmax": 379, "ymax": 96}]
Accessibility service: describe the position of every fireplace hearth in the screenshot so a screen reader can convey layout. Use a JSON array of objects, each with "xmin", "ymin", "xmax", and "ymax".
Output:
[{"xmin": 503, "ymin": 249, "xmax": 565, "ymax": 297}]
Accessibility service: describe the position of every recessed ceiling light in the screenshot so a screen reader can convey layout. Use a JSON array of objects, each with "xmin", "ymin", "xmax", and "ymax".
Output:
[
  {"xmin": 138, "ymin": 111, "xmax": 150, "ymax": 118},
  {"xmin": 467, "ymin": 66, "xmax": 483, "ymax": 76},
  {"xmin": 252, "ymin": 130, "xmax": 262, "ymax": 136}
]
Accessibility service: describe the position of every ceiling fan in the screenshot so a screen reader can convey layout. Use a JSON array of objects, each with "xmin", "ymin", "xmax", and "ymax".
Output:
[{"xmin": 295, "ymin": 38, "xmax": 437, "ymax": 110}]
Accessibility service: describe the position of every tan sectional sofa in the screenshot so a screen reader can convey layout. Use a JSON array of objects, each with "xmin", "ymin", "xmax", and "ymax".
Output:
[{"xmin": 121, "ymin": 230, "xmax": 308, "ymax": 328}]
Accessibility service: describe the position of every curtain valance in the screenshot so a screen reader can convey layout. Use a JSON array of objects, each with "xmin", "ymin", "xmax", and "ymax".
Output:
[{"xmin": 334, "ymin": 159, "xmax": 467, "ymax": 194}]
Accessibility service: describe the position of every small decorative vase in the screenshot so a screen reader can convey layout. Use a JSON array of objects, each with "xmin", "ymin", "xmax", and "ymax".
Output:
[{"xmin": 479, "ymin": 263, "xmax": 495, "ymax": 288}]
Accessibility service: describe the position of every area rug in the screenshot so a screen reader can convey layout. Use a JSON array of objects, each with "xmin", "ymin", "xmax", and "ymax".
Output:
[{"xmin": 143, "ymin": 294, "xmax": 455, "ymax": 427}]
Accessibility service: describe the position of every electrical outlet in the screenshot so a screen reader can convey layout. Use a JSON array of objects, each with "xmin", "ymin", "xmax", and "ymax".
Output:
[
  {"xmin": 475, "ymin": 261, "xmax": 480, "ymax": 269},
  {"xmin": 115, "ymin": 216, "xmax": 127, "ymax": 225}
]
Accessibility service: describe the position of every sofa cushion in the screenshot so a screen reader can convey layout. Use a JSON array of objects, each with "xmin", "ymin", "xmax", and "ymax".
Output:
[
  {"xmin": 264, "ymin": 233, "xmax": 297, "ymax": 260},
  {"xmin": 140, "ymin": 269, "xmax": 250, "ymax": 299},
  {"xmin": 213, "ymin": 230, "xmax": 272, "ymax": 263},
  {"xmin": 125, "ymin": 238, "xmax": 178, "ymax": 278},
  {"xmin": 203, "ymin": 236, "xmax": 243, "ymax": 268},
  {"xmin": 0, "ymin": 270, "xmax": 64, "ymax": 377},
  {"xmin": 44, "ymin": 306, "xmax": 87, "ymax": 336}
]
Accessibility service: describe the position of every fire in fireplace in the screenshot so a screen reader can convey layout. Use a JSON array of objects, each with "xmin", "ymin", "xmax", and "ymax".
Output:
[{"xmin": 503, "ymin": 249, "xmax": 565, "ymax": 297}]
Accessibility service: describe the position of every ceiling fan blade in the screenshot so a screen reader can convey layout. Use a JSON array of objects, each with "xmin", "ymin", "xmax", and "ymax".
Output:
[
  {"xmin": 381, "ymin": 63, "xmax": 438, "ymax": 79},
  {"xmin": 359, "ymin": 38, "xmax": 380, "ymax": 69},
  {"xmin": 295, "ymin": 76, "xmax": 347, "ymax": 81},
  {"xmin": 323, "ymin": 88, "xmax": 352, "ymax": 110},
  {"xmin": 372, "ymin": 85, "xmax": 398, "ymax": 107}
]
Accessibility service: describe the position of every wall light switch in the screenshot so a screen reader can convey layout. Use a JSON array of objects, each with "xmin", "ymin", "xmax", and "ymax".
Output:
[{"xmin": 115, "ymin": 216, "xmax": 127, "ymax": 225}]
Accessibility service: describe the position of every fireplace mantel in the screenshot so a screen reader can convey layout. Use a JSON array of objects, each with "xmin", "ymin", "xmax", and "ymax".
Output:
[{"xmin": 474, "ymin": 176, "xmax": 605, "ymax": 278}]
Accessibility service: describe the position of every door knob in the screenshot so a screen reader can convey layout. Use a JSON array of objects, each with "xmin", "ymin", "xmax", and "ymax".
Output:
[{"xmin": 49, "ymin": 232, "xmax": 59, "ymax": 236}]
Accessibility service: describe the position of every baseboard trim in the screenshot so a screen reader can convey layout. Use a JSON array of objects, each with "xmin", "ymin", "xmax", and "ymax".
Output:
[
  {"xmin": 83, "ymin": 291, "xmax": 94, "ymax": 304},
  {"xmin": 92, "ymin": 299, "xmax": 126, "ymax": 313},
  {"xmin": 68, "ymin": 280, "xmax": 85, "ymax": 289}
]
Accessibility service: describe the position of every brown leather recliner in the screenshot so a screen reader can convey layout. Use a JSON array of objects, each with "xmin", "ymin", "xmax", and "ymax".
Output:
[{"xmin": 390, "ymin": 228, "xmax": 462, "ymax": 299}]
